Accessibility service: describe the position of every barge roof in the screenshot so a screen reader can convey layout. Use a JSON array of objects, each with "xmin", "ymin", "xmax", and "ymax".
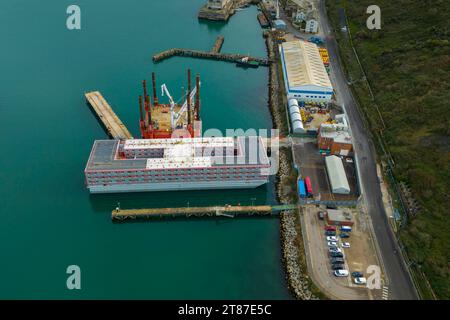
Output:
[{"xmin": 85, "ymin": 136, "xmax": 270, "ymax": 172}]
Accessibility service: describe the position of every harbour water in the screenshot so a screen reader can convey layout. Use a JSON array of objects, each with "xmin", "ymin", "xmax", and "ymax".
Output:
[{"xmin": 0, "ymin": 0, "xmax": 290, "ymax": 299}]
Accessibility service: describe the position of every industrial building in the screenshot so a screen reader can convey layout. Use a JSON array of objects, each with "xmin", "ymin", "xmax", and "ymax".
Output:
[
  {"xmin": 325, "ymin": 155, "xmax": 350, "ymax": 194},
  {"xmin": 206, "ymin": 0, "xmax": 232, "ymax": 10},
  {"xmin": 292, "ymin": 0, "xmax": 319, "ymax": 33},
  {"xmin": 305, "ymin": 19, "xmax": 319, "ymax": 33},
  {"xmin": 279, "ymin": 40, "xmax": 333, "ymax": 103},
  {"xmin": 325, "ymin": 209, "xmax": 354, "ymax": 226},
  {"xmin": 318, "ymin": 114, "xmax": 353, "ymax": 156},
  {"xmin": 198, "ymin": 0, "xmax": 235, "ymax": 21}
]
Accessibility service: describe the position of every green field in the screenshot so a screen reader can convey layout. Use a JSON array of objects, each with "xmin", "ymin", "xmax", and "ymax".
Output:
[{"xmin": 326, "ymin": 0, "xmax": 450, "ymax": 299}]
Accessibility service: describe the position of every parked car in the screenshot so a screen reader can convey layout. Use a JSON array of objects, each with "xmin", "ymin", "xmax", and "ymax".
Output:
[
  {"xmin": 328, "ymin": 247, "xmax": 342, "ymax": 253},
  {"xmin": 340, "ymin": 233, "xmax": 350, "ymax": 239},
  {"xmin": 318, "ymin": 211, "xmax": 324, "ymax": 220},
  {"xmin": 331, "ymin": 258, "xmax": 345, "ymax": 264},
  {"xmin": 331, "ymin": 264, "xmax": 344, "ymax": 270},
  {"xmin": 326, "ymin": 236, "xmax": 338, "ymax": 242},
  {"xmin": 341, "ymin": 242, "xmax": 351, "ymax": 248},
  {"xmin": 325, "ymin": 231, "xmax": 336, "ymax": 236},
  {"xmin": 325, "ymin": 226, "xmax": 336, "ymax": 231},
  {"xmin": 327, "ymin": 241, "xmax": 338, "ymax": 247},
  {"xmin": 334, "ymin": 269, "xmax": 349, "ymax": 277},
  {"xmin": 351, "ymin": 271, "xmax": 363, "ymax": 278},
  {"xmin": 354, "ymin": 277, "xmax": 367, "ymax": 285},
  {"xmin": 329, "ymin": 252, "xmax": 344, "ymax": 258}
]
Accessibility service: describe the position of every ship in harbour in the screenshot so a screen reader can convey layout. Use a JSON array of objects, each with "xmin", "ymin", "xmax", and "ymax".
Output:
[
  {"xmin": 138, "ymin": 70, "xmax": 201, "ymax": 139},
  {"xmin": 236, "ymin": 57, "xmax": 260, "ymax": 68},
  {"xmin": 84, "ymin": 136, "xmax": 271, "ymax": 193}
]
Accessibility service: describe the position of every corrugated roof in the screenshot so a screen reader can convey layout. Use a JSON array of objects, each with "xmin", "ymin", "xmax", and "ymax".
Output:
[
  {"xmin": 280, "ymin": 40, "xmax": 332, "ymax": 89},
  {"xmin": 325, "ymin": 155, "xmax": 350, "ymax": 194}
]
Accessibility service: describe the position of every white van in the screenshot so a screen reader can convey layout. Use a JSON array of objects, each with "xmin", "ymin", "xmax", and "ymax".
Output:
[
  {"xmin": 334, "ymin": 269, "xmax": 349, "ymax": 277},
  {"xmin": 354, "ymin": 277, "xmax": 367, "ymax": 285}
]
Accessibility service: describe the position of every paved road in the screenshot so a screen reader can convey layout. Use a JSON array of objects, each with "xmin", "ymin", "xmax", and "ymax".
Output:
[{"xmin": 316, "ymin": 0, "xmax": 418, "ymax": 300}]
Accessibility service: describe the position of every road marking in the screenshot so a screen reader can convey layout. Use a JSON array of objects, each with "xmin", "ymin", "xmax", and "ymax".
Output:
[{"xmin": 382, "ymin": 286, "xmax": 389, "ymax": 300}]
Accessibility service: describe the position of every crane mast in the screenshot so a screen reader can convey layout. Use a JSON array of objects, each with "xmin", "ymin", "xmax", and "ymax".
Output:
[{"xmin": 161, "ymin": 83, "xmax": 176, "ymax": 130}]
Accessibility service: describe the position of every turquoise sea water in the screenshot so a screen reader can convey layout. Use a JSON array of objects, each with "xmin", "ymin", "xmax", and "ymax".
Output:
[{"xmin": 0, "ymin": 0, "xmax": 290, "ymax": 299}]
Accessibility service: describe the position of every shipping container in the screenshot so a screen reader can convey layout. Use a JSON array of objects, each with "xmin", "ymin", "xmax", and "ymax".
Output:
[
  {"xmin": 340, "ymin": 226, "xmax": 352, "ymax": 232},
  {"xmin": 298, "ymin": 179, "xmax": 307, "ymax": 198},
  {"xmin": 305, "ymin": 176, "xmax": 313, "ymax": 196}
]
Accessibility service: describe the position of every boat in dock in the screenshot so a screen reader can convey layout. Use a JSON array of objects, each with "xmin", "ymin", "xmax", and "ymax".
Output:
[
  {"xmin": 236, "ymin": 57, "xmax": 260, "ymax": 68},
  {"xmin": 257, "ymin": 13, "xmax": 269, "ymax": 28}
]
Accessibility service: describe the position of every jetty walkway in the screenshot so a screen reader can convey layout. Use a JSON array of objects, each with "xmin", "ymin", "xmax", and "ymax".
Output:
[
  {"xmin": 112, "ymin": 204, "xmax": 296, "ymax": 221},
  {"xmin": 153, "ymin": 36, "xmax": 270, "ymax": 66}
]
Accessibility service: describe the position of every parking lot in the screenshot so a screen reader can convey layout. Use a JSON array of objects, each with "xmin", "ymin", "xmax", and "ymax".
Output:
[
  {"xmin": 301, "ymin": 205, "xmax": 384, "ymax": 299},
  {"xmin": 293, "ymin": 141, "xmax": 359, "ymax": 202}
]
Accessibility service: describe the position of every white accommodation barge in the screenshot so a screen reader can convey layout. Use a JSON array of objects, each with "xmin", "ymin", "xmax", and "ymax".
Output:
[{"xmin": 84, "ymin": 136, "xmax": 270, "ymax": 193}]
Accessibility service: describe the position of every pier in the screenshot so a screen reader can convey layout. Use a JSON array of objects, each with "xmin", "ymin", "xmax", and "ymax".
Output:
[
  {"xmin": 112, "ymin": 204, "xmax": 296, "ymax": 221},
  {"xmin": 85, "ymin": 91, "xmax": 133, "ymax": 140},
  {"xmin": 153, "ymin": 36, "xmax": 270, "ymax": 66},
  {"xmin": 211, "ymin": 35, "xmax": 225, "ymax": 54}
]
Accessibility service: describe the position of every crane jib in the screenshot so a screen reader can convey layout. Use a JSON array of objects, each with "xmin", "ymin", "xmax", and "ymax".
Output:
[{"xmin": 160, "ymin": 83, "xmax": 200, "ymax": 128}]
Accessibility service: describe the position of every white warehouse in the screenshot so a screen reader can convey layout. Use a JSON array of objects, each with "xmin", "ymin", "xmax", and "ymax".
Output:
[
  {"xmin": 280, "ymin": 40, "xmax": 333, "ymax": 103},
  {"xmin": 325, "ymin": 155, "xmax": 350, "ymax": 194}
]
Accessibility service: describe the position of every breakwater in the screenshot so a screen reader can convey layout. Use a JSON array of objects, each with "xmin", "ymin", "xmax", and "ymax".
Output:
[
  {"xmin": 276, "ymin": 150, "xmax": 318, "ymax": 300},
  {"xmin": 264, "ymin": 31, "xmax": 289, "ymax": 134},
  {"xmin": 153, "ymin": 48, "xmax": 270, "ymax": 66}
]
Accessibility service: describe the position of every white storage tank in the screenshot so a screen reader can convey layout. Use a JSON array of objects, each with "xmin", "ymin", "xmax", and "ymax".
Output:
[
  {"xmin": 288, "ymin": 99, "xmax": 299, "ymax": 107},
  {"xmin": 292, "ymin": 119, "xmax": 304, "ymax": 133},
  {"xmin": 288, "ymin": 102, "xmax": 305, "ymax": 134},
  {"xmin": 289, "ymin": 105, "xmax": 300, "ymax": 114},
  {"xmin": 290, "ymin": 111, "xmax": 302, "ymax": 123}
]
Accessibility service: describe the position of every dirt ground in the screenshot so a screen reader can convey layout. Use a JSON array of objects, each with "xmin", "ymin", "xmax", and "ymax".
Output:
[
  {"xmin": 339, "ymin": 207, "xmax": 382, "ymax": 287},
  {"xmin": 302, "ymin": 205, "xmax": 384, "ymax": 299}
]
